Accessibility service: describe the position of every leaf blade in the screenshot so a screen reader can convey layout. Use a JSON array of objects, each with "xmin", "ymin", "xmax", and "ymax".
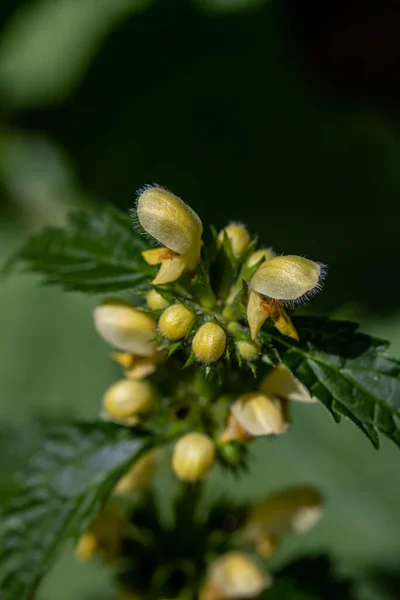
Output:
[
  {"xmin": 0, "ymin": 421, "xmax": 158, "ymax": 600},
  {"xmin": 267, "ymin": 316, "xmax": 400, "ymax": 448},
  {"xmin": 7, "ymin": 205, "xmax": 155, "ymax": 293}
]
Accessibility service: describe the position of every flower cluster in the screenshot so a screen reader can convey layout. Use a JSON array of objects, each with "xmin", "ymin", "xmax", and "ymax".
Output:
[
  {"xmin": 76, "ymin": 484, "xmax": 323, "ymax": 600},
  {"xmin": 83, "ymin": 185, "xmax": 326, "ymax": 598}
]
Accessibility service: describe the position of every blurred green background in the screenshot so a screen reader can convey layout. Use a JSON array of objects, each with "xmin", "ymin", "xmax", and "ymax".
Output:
[{"xmin": 1, "ymin": 0, "xmax": 400, "ymax": 598}]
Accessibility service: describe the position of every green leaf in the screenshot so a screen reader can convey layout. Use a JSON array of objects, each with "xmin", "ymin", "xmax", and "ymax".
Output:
[
  {"xmin": 268, "ymin": 316, "xmax": 400, "ymax": 448},
  {"xmin": 0, "ymin": 421, "xmax": 158, "ymax": 600},
  {"xmin": 7, "ymin": 205, "xmax": 155, "ymax": 293},
  {"xmin": 262, "ymin": 555, "xmax": 356, "ymax": 599}
]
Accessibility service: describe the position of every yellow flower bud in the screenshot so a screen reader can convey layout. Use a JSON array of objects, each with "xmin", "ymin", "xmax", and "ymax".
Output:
[
  {"xmin": 218, "ymin": 223, "xmax": 251, "ymax": 258},
  {"xmin": 247, "ymin": 486, "xmax": 323, "ymax": 539},
  {"xmin": 159, "ymin": 303, "xmax": 195, "ymax": 340},
  {"xmin": 247, "ymin": 248, "xmax": 275, "ymax": 268},
  {"xmin": 74, "ymin": 531, "xmax": 98, "ymax": 561},
  {"xmin": 261, "ymin": 363, "xmax": 318, "ymax": 403},
  {"xmin": 94, "ymin": 300, "xmax": 157, "ymax": 356},
  {"xmin": 236, "ymin": 340, "xmax": 259, "ymax": 361},
  {"xmin": 250, "ymin": 255, "xmax": 323, "ymax": 303},
  {"xmin": 75, "ymin": 504, "xmax": 121, "ymax": 563},
  {"xmin": 146, "ymin": 288, "xmax": 169, "ymax": 310},
  {"xmin": 114, "ymin": 451, "xmax": 155, "ymax": 494},
  {"xmin": 136, "ymin": 185, "xmax": 203, "ymax": 283},
  {"xmin": 192, "ymin": 322, "xmax": 226, "ymax": 363},
  {"xmin": 231, "ymin": 392, "xmax": 287, "ymax": 437},
  {"xmin": 206, "ymin": 552, "xmax": 272, "ymax": 599},
  {"xmin": 172, "ymin": 432, "xmax": 215, "ymax": 482},
  {"xmin": 103, "ymin": 379, "xmax": 155, "ymax": 420}
]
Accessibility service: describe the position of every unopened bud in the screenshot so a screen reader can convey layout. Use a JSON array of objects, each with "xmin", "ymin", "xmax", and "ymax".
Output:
[
  {"xmin": 206, "ymin": 552, "xmax": 272, "ymax": 599},
  {"xmin": 247, "ymin": 486, "xmax": 323, "ymax": 538},
  {"xmin": 114, "ymin": 451, "xmax": 155, "ymax": 494},
  {"xmin": 94, "ymin": 300, "xmax": 157, "ymax": 356},
  {"xmin": 218, "ymin": 223, "xmax": 251, "ymax": 258},
  {"xmin": 74, "ymin": 531, "xmax": 97, "ymax": 561},
  {"xmin": 146, "ymin": 289, "xmax": 169, "ymax": 310},
  {"xmin": 247, "ymin": 248, "xmax": 275, "ymax": 269},
  {"xmin": 231, "ymin": 392, "xmax": 287, "ymax": 437},
  {"xmin": 159, "ymin": 303, "xmax": 195, "ymax": 340},
  {"xmin": 172, "ymin": 432, "xmax": 215, "ymax": 482},
  {"xmin": 261, "ymin": 363, "xmax": 317, "ymax": 403},
  {"xmin": 250, "ymin": 255, "xmax": 323, "ymax": 303},
  {"xmin": 103, "ymin": 379, "xmax": 155, "ymax": 420},
  {"xmin": 75, "ymin": 504, "xmax": 121, "ymax": 563},
  {"xmin": 236, "ymin": 340, "xmax": 259, "ymax": 361},
  {"xmin": 192, "ymin": 322, "xmax": 226, "ymax": 363}
]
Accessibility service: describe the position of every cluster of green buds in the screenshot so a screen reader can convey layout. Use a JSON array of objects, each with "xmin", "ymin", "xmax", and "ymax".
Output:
[{"xmin": 93, "ymin": 185, "xmax": 324, "ymax": 484}]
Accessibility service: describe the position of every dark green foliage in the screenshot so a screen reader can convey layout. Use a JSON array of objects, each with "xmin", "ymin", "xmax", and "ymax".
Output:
[
  {"xmin": 6, "ymin": 206, "xmax": 154, "ymax": 292},
  {"xmin": 269, "ymin": 316, "xmax": 400, "ymax": 448},
  {"xmin": 0, "ymin": 422, "xmax": 156, "ymax": 600},
  {"xmin": 263, "ymin": 555, "xmax": 356, "ymax": 599}
]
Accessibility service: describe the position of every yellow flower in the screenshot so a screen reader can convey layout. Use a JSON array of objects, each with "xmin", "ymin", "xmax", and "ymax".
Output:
[
  {"xmin": 136, "ymin": 185, "xmax": 203, "ymax": 284},
  {"xmin": 75, "ymin": 504, "xmax": 122, "ymax": 563},
  {"xmin": 247, "ymin": 255, "xmax": 324, "ymax": 340},
  {"xmin": 94, "ymin": 299, "xmax": 157, "ymax": 357},
  {"xmin": 260, "ymin": 363, "xmax": 318, "ymax": 404},
  {"xmin": 111, "ymin": 351, "xmax": 160, "ymax": 380},
  {"xmin": 192, "ymin": 322, "xmax": 226, "ymax": 363},
  {"xmin": 172, "ymin": 432, "xmax": 215, "ymax": 482},
  {"xmin": 245, "ymin": 486, "xmax": 323, "ymax": 554},
  {"xmin": 114, "ymin": 451, "xmax": 155, "ymax": 494},
  {"xmin": 251, "ymin": 255, "xmax": 323, "ymax": 302},
  {"xmin": 203, "ymin": 552, "xmax": 272, "ymax": 599},
  {"xmin": 230, "ymin": 392, "xmax": 287, "ymax": 437}
]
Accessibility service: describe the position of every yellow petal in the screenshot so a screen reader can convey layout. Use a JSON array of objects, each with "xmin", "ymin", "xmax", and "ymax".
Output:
[
  {"xmin": 247, "ymin": 290, "xmax": 268, "ymax": 339},
  {"xmin": 268, "ymin": 301, "xmax": 299, "ymax": 340},
  {"xmin": 152, "ymin": 254, "xmax": 187, "ymax": 284},
  {"xmin": 114, "ymin": 451, "xmax": 155, "ymax": 494},
  {"xmin": 231, "ymin": 392, "xmax": 287, "ymax": 437},
  {"xmin": 125, "ymin": 357, "xmax": 157, "ymax": 379},
  {"xmin": 94, "ymin": 300, "xmax": 157, "ymax": 356},
  {"xmin": 248, "ymin": 486, "xmax": 323, "ymax": 537},
  {"xmin": 142, "ymin": 247, "xmax": 177, "ymax": 265},
  {"xmin": 136, "ymin": 186, "xmax": 202, "ymax": 256},
  {"xmin": 220, "ymin": 414, "xmax": 252, "ymax": 443},
  {"xmin": 251, "ymin": 255, "xmax": 322, "ymax": 302},
  {"xmin": 207, "ymin": 552, "xmax": 272, "ymax": 599},
  {"xmin": 74, "ymin": 531, "xmax": 98, "ymax": 561},
  {"xmin": 261, "ymin": 363, "xmax": 318, "ymax": 403}
]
